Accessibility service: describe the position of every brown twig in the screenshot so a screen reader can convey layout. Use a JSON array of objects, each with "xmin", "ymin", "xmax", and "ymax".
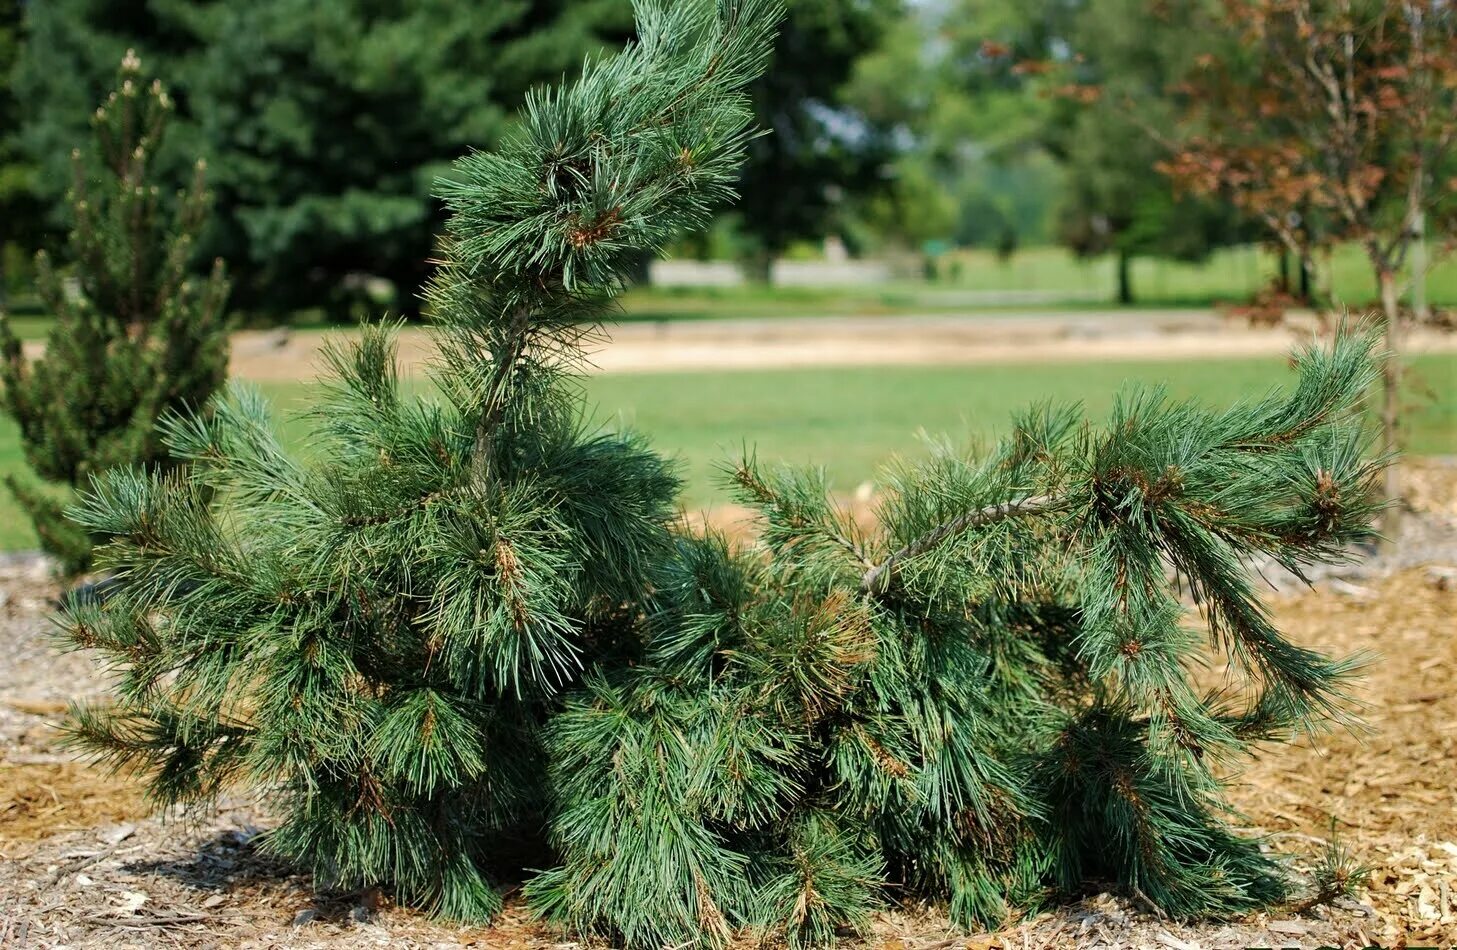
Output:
[{"xmin": 860, "ymin": 494, "xmax": 1056, "ymax": 593}]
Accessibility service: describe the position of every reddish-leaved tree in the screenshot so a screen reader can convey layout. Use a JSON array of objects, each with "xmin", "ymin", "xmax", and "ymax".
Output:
[{"xmin": 1159, "ymin": 0, "xmax": 1457, "ymax": 529}]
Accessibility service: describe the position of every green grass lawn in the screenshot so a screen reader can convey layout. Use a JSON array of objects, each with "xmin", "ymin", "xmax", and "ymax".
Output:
[
  {"xmin": 615, "ymin": 242, "xmax": 1457, "ymax": 320},
  {"xmin": 2, "ymin": 353, "xmax": 1452, "ymax": 551}
]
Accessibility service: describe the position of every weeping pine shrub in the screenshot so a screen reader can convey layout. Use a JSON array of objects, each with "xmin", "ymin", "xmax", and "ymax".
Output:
[
  {"xmin": 0, "ymin": 52, "xmax": 230, "ymax": 574},
  {"xmin": 62, "ymin": 0, "xmax": 779, "ymax": 924},
  {"xmin": 531, "ymin": 333, "xmax": 1386, "ymax": 945},
  {"xmin": 61, "ymin": 0, "xmax": 1388, "ymax": 944}
]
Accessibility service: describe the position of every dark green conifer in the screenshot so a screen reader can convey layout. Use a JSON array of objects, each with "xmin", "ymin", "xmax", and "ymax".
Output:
[
  {"xmin": 58, "ymin": 1, "xmax": 1386, "ymax": 943},
  {"xmin": 0, "ymin": 51, "xmax": 230, "ymax": 573},
  {"xmin": 60, "ymin": 0, "xmax": 778, "ymax": 921}
]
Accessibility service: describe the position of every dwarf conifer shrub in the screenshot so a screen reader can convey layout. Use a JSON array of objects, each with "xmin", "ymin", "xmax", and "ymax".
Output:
[
  {"xmin": 0, "ymin": 53, "xmax": 230, "ymax": 573},
  {"xmin": 62, "ymin": 0, "xmax": 779, "ymax": 922},
  {"xmin": 532, "ymin": 332, "xmax": 1385, "ymax": 944},
  {"xmin": 61, "ymin": 1, "xmax": 1386, "ymax": 943}
]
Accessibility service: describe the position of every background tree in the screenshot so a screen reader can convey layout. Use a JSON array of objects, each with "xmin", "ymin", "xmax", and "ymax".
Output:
[
  {"xmin": 0, "ymin": 53, "xmax": 229, "ymax": 573},
  {"xmin": 0, "ymin": 0, "xmax": 43, "ymax": 308},
  {"xmin": 13, "ymin": 0, "xmax": 632, "ymax": 321},
  {"xmin": 1159, "ymin": 0, "xmax": 1457, "ymax": 529},
  {"xmin": 842, "ymin": 3, "xmax": 1064, "ymax": 256},
  {"xmin": 924, "ymin": 0, "xmax": 1253, "ymax": 303},
  {"xmin": 735, "ymin": 0, "xmax": 902, "ymax": 274},
  {"xmin": 15, "ymin": 0, "xmax": 902, "ymax": 310}
]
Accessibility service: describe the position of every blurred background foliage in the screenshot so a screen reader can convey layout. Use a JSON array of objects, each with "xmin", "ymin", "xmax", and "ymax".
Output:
[
  {"xmin": 0, "ymin": 0, "xmax": 1452, "ymax": 319},
  {"xmin": 4, "ymin": 0, "xmax": 909, "ymax": 319}
]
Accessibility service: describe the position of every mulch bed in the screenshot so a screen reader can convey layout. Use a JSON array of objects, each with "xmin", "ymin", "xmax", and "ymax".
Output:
[{"xmin": 3, "ymin": 463, "xmax": 1455, "ymax": 949}]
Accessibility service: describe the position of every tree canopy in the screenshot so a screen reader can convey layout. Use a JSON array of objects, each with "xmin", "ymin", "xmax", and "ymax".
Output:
[
  {"xmin": 0, "ymin": 0, "xmax": 42, "ymax": 300},
  {"xmin": 735, "ymin": 0, "xmax": 902, "ymax": 266},
  {"xmin": 13, "ymin": 0, "xmax": 634, "ymax": 319},
  {"xmin": 852, "ymin": 0, "xmax": 1255, "ymax": 296},
  {"xmin": 13, "ymin": 0, "xmax": 904, "ymax": 310}
]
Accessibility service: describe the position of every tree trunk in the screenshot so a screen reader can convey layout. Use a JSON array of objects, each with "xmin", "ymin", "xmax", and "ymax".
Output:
[
  {"xmin": 1411, "ymin": 210, "xmax": 1430, "ymax": 324},
  {"xmin": 1298, "ymin": 252, "xmax": 1312, "ymax": 304},
  {"xmin": 744, "ymin": 248, "xmax": 773, "ymax": 284},
  {"xmin": 1378, "ymin": 267, "xmax": 1404, "ymax": 539},
  {"xmin": 1116, "ymin": 251, "xmax": 1133, "ymax": 305},
  {"xmin": 1277, "ymin": 250, "xmax": 1290, "ymax": 294}
]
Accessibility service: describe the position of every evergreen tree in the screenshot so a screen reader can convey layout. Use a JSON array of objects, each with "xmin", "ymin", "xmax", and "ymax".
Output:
[
  {"xmin": 60, "ymin": 0, "xmax": 1386, "ymax": 943},
  {"xmin": 0, "ymin": 0, "xmax": 44, "ymax": 306},
  {"xmin": 61, "ymin": 0, "xmax": 778, "ymax": 921},
  {"xmin": 13, "ymin": 0, "xmax": 634, "ymax": 320},
  {"xmin": 0, "ymin": 52, "xmax": 229, "ymax": 573}
]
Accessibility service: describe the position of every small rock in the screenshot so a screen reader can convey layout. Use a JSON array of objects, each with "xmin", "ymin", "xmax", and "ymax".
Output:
[
  {"xmin": 291, "ymin": 907, "xmax": 319, "ymax": 926},
  {"xmin": 202, "ymin": 894, "xmax": 226, "ymax": 909},
  {"xmin": 349, "ymin": 904, "xmax": 372, "ymax": 924},
  {"xmin": 117, "ymin": 890, "xmax": 149, "ymax": 914}
]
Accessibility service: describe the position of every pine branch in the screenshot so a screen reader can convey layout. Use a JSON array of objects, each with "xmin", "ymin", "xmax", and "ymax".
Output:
[{"xmin": 861, "ymin": 494, "xmax": 1057, "ymax": 593}]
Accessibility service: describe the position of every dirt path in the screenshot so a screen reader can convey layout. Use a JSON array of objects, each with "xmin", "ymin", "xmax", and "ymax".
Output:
[
  {"xmin": 220, "ymin": 310, "xmax": 1457, "ymax": 382},
  {"xmin": 22, "ymin": 308, "xmax": 1455, "ymax": 381},
  {"xmin": 3, "ymin": 465, "xmax": 1456, "ymax": 948}
]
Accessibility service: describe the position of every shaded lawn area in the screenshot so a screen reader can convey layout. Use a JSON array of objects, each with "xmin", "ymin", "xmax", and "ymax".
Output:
[{"xmin": 1, "ymin": 353, "xmax": 1452, "ymax": 550}]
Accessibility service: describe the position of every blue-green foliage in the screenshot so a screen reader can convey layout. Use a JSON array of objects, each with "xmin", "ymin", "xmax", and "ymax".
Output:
[
  {"xmin": 60, "ymin": 1, "xmax": 1387, "ymax": 945},
  {"xmin": 534, "ymin": 328, "xmax": 1385, "ymax": 946},
  {"xmin": 62, "ymin": 0, "xmax": 776, "ymax": 922}
]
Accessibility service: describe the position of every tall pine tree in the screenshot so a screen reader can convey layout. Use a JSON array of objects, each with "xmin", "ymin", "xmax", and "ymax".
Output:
[
  {"xmin": 60, "ymin": 0, "xmax": 1386, "ymax": 942},
  {"xmin": 0, "ymin": 52, "xmax": 229, "ymax": 573}
]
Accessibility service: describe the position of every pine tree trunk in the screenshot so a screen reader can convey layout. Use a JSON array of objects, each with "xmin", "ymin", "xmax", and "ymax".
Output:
[
  {"xmin": 1116, "ymin": 251, "xmax": 1133, "ymax": 305},
  {"xmin": 1378, "ymin": 267, "xmax": 1403, "ymax": 539}
]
